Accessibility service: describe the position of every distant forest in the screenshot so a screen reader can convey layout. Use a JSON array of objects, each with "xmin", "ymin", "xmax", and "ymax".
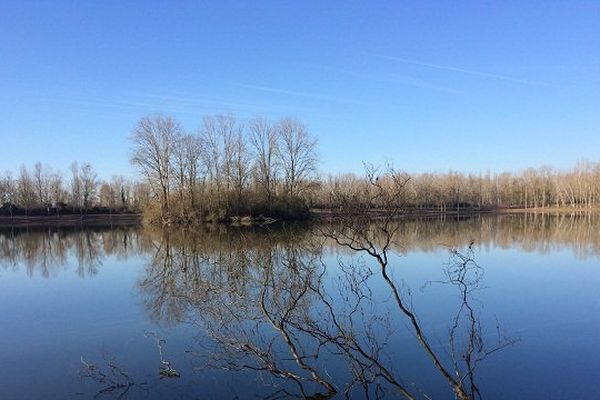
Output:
[{"xmin": 2, "ymin": 113, "xmax": 600, "ymax": 223}]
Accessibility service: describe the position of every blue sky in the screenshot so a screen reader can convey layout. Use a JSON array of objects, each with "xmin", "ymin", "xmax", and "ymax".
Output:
[{"xmin": 1, "ymin": 1, "xmax": 599, "ymax": 179}]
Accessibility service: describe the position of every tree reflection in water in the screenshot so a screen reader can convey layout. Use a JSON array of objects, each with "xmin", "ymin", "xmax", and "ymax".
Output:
[
  {"xmin": 3, "ymin": 213, "xmax": 600, "ymax": 397},
  {"xmin": 0, "ymin": 225, "xmax": 146, "ymax": 278},
  {"xmin": 2, "ymin": 212, "xmax": 600, "ymax": 279},
  {"xmin": 137, "ymin": 223, "xmax": 516, "ymax": 399}
]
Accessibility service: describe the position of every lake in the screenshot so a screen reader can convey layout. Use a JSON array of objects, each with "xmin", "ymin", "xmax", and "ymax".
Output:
[{"xmin": 0, "ymin": 213, "xmax": 599, "ymax": 399}]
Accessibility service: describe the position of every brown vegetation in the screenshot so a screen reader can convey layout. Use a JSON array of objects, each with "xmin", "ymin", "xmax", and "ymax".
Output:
[
  {"xmin": 0, "ymin": 161, "xmax": 143, "ymax": 218},
  {"xmin": 130, "ymin": 114, "xmax": 318, "ymax": 224},
  {"xmin": 314, "ymin": 160, "xmax": 600, "ymax": 213},
  {"xmin": 4, "ymin": 114, "xmax": 600, "ymax": 225}
]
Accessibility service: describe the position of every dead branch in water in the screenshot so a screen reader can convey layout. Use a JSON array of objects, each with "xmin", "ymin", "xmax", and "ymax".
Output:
[
  {"xmin": 80, "ymin": 353, "xmax": 134, "ymax": 399},
  {"xmin": 145, "ymin": 331, "xmax": 181, "ymax": 378}
]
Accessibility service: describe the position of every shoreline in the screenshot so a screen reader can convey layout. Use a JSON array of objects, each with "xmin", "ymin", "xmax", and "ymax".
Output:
[
  {"xmin": 1, "ymin": 207, "xmax": 596, "ymax": 227},
  {"xmin": 0, "ymin": 213, "xmax": 143, "ymax": 227}
]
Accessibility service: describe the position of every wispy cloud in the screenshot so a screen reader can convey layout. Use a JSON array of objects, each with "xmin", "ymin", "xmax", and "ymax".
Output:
[
  {"xmin": 19, "ymin": 89, "xmax": 319, "ymax": 118},
  {"xmin": 369, "ymin": 53, "xmax": 550, "ymax": 86},
  {"xmin": 228, "ymin": 81, "xmax": 395, "ymax": 109},
  {"xmin": 142, "ymin": 90, "xmax": 331, "ymax": 116},
  {"xmin": 306, "ymin": 64, "xmax": 468, "ymax": 95}
]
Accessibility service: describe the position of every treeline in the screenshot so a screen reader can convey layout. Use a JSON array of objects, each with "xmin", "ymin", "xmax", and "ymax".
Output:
[
  {"xmin": 131, "ymin": 113, "xmax": 600, "ymax": 224},
  {"xmin": 4, "ymin": 113, "xmax": 600, "ymax": 222},
  {"xmin": 0, "ymin": 161, "xmax": 146, "ymax": 217},
  {"xmin": 315, "ymin": 161, "xmax": 600, "ymax": 212},
  {"xmin": 130, "ymin": 114, "xmax": 318, "ymax": 223}
]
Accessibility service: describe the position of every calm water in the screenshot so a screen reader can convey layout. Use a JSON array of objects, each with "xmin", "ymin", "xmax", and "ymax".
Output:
[{"xmin": 1, "ymin": 214, "xmax": 599, "ymax": 399}]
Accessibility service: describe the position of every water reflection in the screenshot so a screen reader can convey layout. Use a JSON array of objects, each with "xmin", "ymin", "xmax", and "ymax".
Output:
[
  {"xmin": 0, "ymin": 225, "xmax": 147, "ymax": 278},
  {"xmin": 3, "ymin": 213, "xmax": 600, "ymax": 279},
  {"xmin": 2, "ymin": 213, "xmax": 599, "ymax": 398},
  {"xmin": 136, "ymin": 221, "xmax": 516, "ymax": 398}
]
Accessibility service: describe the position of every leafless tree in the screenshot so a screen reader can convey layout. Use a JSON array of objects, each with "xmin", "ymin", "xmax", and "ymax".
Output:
[
  {"xmin": 321, "ymin": 165, "xmax": 491, "ymax": 399},
  {"xmin": 131, "ymin": 218, "xmax": 517, "ymax": 399},
  {"xmin": 172, "ymin": 132, "xmax": 190, "ymax": 220},
  {"xmin": 33, "ymin": 162, "xmax": 52, "ymax": 213},
  {"xmin": 0, "ymin": 171, "xmax": 16, "ymax": 217},
  {"xmin": 131, "ymin": 115, "xmax": 181, "ymax": 223},
  {"xmin": 315, "ymin": 160, "xmax": 600, "ymax": 213},
  {"xmin": 424, "ymin": 245, "xmax": 518, "ymax": 399},
  {"xmin": 17, "ymin": 165, "xmax": 36, "ymax": 214},
  {"xmin": 81, "ymin": 162, "xmax": 98, "ymax": 212},
  {"xmin": 70, "ymin": 161, "xmax": 82, "ymax": 212},
  {"xmin": 199, "ymin": 115, "xmax": 223, "ymax": 199},
  {"xmin": 171, "ymin": 133, "xmax": 202, "ymax": 217},
  {"xmin": 276, "ymin": 118, "xmax": 318, "ymax": 199},
  {"xmin": 231, "ymin": 128, "xmax": 251, "ymax": 213},
  {"xmin": 49, "ymin": 171, "xmax": 65, "ymax": 213},
  {"xmin": 183, "ymin": 135, "xmax": 203, "ymax": 210},
  {"xmin": 249, "ymin": 117, "xmax": 280, "ymax": 204},
  {"xmin": 11, "ymin": 111, "xmax": 600, "ymax": 222}
]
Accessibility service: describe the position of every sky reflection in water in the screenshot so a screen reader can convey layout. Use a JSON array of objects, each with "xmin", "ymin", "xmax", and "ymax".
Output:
[{"xmin": 0, "ymin": 214, "xmax": 599, "ymax": 399}]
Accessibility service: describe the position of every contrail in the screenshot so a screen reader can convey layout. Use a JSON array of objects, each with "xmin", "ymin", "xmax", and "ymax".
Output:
[
  {"xmin": 369, "ymin": 53, "xmax": 544, "ymax": 85},
  {"xmin": 228, "ymin": 81, "xmax": 396, "ymax": 108},
  {"xmin": 306, "ymin": 64, "xmax": 469, "ymax": 95}
]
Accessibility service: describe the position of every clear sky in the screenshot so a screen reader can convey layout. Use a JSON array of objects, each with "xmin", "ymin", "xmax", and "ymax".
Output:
[{"xmin": 1, "ymin": 1, "xmax": 599, "ymax": 179}]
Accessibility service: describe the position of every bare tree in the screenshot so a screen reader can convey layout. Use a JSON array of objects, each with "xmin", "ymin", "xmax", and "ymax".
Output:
[
  {"xmin": 249, "ymin": 117, "xmax": 280, "ymax": 204},
  {"xmin": 330, "ymin": 169, "xmax": 462, "ymax": 391},
  {"xmin": 80, "ymin": 162, "xmax": 98, "ymax": 212},
  {"xmin": 172, "ymin": 132, "xmax": 190, "ymax": 220},
  {"xmin": 199, "ymin": 115, "xmax": 223, "ymax": 199},
  {"xmin": 276, "ymin": 118, "xmax": 318, "ymax": 199},
  {"xmin": 231, "ymin": 129, "xmax": 251, "ymax": 213},
  {"xmin": 0, "ymin": 171, "xmax": 16, "ymax": 217},
  {"xmin": 171, "ymin": 133, "xmax": 202, "ymax": 219},
  {"xmin": 183, "ymin": 135, "xmax": 203, "ymax": 211},
  {"xmin": 33, "ymin": 162, "xmax": 51, "ymax": 213},
  {"xmin": 70, "ymin": 161, "xmax": 82, "ymax": 212},
  {"xmin": 110, "ymin": 175, "xmax": 127, "ymax": 209},
  {"xmin": 17, "ymin": 165, "xmax": 36, "ymax": 214},
  {"xmin": 49, "ymin": 171, "xmax": 65, "ymax": 214},
  {"xmin": 198, "ymin": 114, "xmax": 248, "ymax": 216},
  {"xmin": 216, "ymin": 114, "xmax": 239, "ymax": 195},
  {"xmin": 131, "ymin": 115, "xmax": 181, "ymax": 223}
]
